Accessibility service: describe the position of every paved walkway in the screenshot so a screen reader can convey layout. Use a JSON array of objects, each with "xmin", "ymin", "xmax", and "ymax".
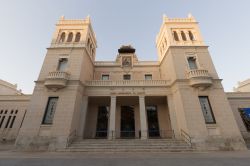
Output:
[{"xmin": 0, "ymin": 150, "xmax": 250, "ymax": 166}]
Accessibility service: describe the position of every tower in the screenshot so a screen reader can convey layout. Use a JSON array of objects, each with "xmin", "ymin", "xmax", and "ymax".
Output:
[
  {"xmin": 156, "ymin": 14, "xmax": 246, "ymax": 150},
  {"xmin": 15, "ymin": 16, "xmax": 97, "ymax": 150}
]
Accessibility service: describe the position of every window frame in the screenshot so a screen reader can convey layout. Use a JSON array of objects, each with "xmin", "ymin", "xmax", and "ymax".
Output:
[
  {"xmin": 57, "ymin": 58, "xmax": 68, "ymax": 72},
  {"xmin": 186, "ymin": 55, "xmax": 199, "ymax": 70},
  {"xmin": 145, "ymin": 74, "xmax": 152, "ymax": 80},
  {"xmin": 101, "ymin": 74, "xmax": 110, "ymax": 80},
  {"xmin": 42, "ymin": 97, "xmax": 59, "ymax": 125},
  {"xmin": 123, "ymin": 74, "xmax": 131, "ymax": 80},
  {"xmin": 198, "ymin": 96, "xmax": 216, "ymax": 124}
]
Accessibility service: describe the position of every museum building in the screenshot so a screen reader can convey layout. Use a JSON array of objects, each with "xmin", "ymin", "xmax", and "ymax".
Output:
[{"xmin": 1, "ymin": 15, "xmax": 250, "ymax": 151}]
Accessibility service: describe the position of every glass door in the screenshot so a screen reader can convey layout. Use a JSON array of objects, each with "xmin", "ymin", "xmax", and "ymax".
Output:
[
  {"xmin": 95, "ymin": 106, "xmax": 109, "ymax": 138},
  {"xmin": 120, "ymin": 106, "xmax": 135, "ymax": 138},
  {"xmin": 146, "ymin": 106, "xmax": 160, "ymax": 137}
]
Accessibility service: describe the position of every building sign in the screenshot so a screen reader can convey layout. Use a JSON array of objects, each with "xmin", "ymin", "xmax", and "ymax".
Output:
[{"xmin": 239, "ymin": 108, "xmax": 250, "ymax": 131}]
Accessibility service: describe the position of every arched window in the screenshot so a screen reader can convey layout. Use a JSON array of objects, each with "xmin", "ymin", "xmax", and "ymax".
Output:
[
  {"xmin": 173, "ymin": 31, "xmax": 179, "ymax": 41},
  {"xmin": 181, "ymin": 31, "xmax": 187, "ymax": 41},
  {"xmin": 75, "ymin": 32, "xmax": 81, "ymax": 42},
  {"xmin": 188, "ymin": 31, "xmax": 195, "ymax": 41},
  {"xmin": 67, "ymin": 32, "xmax": 73, "ymax": 42},
  {"xmin": 59, "ymin": 32, "xmax": 66, "ymax": 42}
]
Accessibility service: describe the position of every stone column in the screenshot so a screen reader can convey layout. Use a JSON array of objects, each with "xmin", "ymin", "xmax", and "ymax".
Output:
[
  {"xmin": 167, "ymin": 95, "xmax": 180, "ymax": 139},
  {"xmin": 108, "ymin": 96, "xmax": 116, "ymax": 139},
  {"xmin": 139, "ymin": 96, "xmax": 148, "ymax": 139},
  {"xmin": 78, "ymin": 96, "xmax": 88, "ymax": 138}
]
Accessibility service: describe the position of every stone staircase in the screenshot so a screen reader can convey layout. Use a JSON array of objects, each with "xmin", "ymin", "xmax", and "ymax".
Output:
[{"xmin": 61, "ymin": 139, "xmax": 193, "ymax": 152}]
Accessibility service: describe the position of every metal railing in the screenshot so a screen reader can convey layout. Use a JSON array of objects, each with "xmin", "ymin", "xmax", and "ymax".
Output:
[
  {"xmin": 66, "ymin": 129, "xmax": 76, "ymax": 147},
  {"xmin": 180, "ymin": 129, "xmax": 192, "ymax": 147}
]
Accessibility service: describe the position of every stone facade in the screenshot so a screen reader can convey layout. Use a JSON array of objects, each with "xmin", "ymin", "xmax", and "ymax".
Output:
[
  {"xmin": 1, "ymin": 15, "xmax": 249, "ymax": 151},
  {"xmin": 234, "ymin": 79, "xmax": 250, "ymax": 92},
  {"xmin": 0, "ymin": 80, "xmax": 31, "ymax": 141}
]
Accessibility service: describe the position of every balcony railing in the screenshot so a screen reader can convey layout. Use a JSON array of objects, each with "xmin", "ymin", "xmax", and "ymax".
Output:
[
  {"xmin": 50, "ymin": 41, "xmax": 85, "ymax": 48},
  {"xmin": 44, "ymin": 71, "xmax": 70, "ymax": 90},
  {"xmin": 85, "ymin": 80, "xmax": 169, "ymax": 87},
  {"xmin": 186, "ymin": 69, "xmax": 212, "ymax": 88}
]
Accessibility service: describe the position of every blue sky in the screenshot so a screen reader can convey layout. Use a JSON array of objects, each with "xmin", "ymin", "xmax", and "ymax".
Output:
[{"xmin": 0, "ymin": 0, "xmax": 250, "ymax": 93}]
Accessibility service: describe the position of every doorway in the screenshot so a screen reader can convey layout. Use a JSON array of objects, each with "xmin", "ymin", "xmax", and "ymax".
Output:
[
  {"xmin": 120, "ymin": 106, "xmax": 135, "ymax": 138},
  {"xmin": 146, "ymin": 106, "xmax": 160, "ymax": 137},
  {"xmin": 95, "ymin": 106, "xmax": 109, "ymax": 138}
]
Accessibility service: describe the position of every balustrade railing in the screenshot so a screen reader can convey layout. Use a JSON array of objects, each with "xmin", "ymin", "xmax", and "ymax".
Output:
[
  {"xmin": 187, "ymin": 69, "xmax": 210, "ymax": 79},
  {"xmin": 47, "ymin": 71, "xmax": 70, "ymax": 80}
]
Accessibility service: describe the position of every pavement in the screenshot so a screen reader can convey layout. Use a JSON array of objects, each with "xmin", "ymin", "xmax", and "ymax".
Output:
[
  {"xmin": 0, "ymin": 150, "xmax": 250, "ymax": 166},
  {"xmin": 0, "ymin": 142, "xmax": 250, "ymax": 166}
]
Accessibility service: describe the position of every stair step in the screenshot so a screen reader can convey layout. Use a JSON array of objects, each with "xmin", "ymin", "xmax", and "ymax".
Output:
[{"xmin": 61, "ymin": 139, "xmax": 193, "ymax": 152}]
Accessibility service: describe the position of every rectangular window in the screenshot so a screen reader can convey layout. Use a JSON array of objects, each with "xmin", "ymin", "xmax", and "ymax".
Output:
[
  {"xmin": 101, "ymin": 75, "xmax": 109, "ymax": 80},
  {"xmin": 238, "ymin": 108, "xmax": 250, "ymax": 132},
  {"xmin": 187, "ymin": 57, "xmax": 198, "ymax": 70},
  {"xmin": 145, "ymin": 74, "xmax": 152, "ymax": 80},
  {"xmin": 123, "ymin": 74, "xmax": 131, "ymax": 80},
  {"xmin": 42, "ymin": 97, "xmax": 58, "ymax": 124},
  {"xmin": 58, "ymin": 58, "xmax": 68, "ymax": 71},
  {"xmin": 199, "ymin": 96, "xmax": 216, "ymax": 124}
]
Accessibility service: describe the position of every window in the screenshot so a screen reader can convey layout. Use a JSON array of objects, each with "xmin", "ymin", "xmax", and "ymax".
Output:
[
  {"xmin": 58, "ymin": 58, "xmax": 68, "ymax": 71},
  {"xmin": 67, "ymin": 32, "xmax": 73, "ymax": 42},
  {"xmin": 102, "ymin": 75, "xmax": 109, "ymax": 80},
  {"xmin": 59, "ymin": 32, "xmax": 66, "ymax": 42},
  {"xmin": 123, "ymin": 74, "xmax": 131, "ymax": 80},
  {"xmin": 181, "ymin": 31, "xmax": 187, "ymax": 41},
  {"xmin": 238, "ymin": 108, "xmax": 250, "ymax": 131},
  {"xmin": 199, "ymin": 96, "xmax": 216, "ymax": 124},
  {"xmin": 145, "ymin": 74, "xmax": 152, "ymax": 80},
  {"xmin": 188, "ymin": 31, "xmax": 195, "ymax": 41},
  {"xmin": 42, "ymin": 97, "xmax": 58, "ymax": 124},
  {"xmin": 75, "ymin": 32, "xmax": 81, "ymax": 42},
  {"xmin": 173, "ymin": 31, "xmax": 179, "ymax": 41},
  {"xmin": 187, "ymin": 57, "xmax": 198, "ymax": 70}
]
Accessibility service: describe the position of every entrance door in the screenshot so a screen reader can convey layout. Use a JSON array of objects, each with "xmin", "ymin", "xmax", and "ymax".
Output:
[
  {"xmin": 146, "ymin": 106, "xmax": 160, "ymax": 137},
  {"xmin": 96, "ymin": 106, "xmax": 109, "ymax": 138},
  {"xmin": 120, "ymin": 106, "xmax": 135, "ymax": 138}
]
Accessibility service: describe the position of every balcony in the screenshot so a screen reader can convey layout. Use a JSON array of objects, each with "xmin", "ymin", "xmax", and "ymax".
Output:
[
  {"xmin": 187, "ymin": 69, "xmax": 212, "ymax": 88},
  {"xmin": 44, "ymin": 71, "xmax": 70, "ymax": 90},
  {"xmin": 85, "ymin": 80, "xmax": 169, "ymax": 87}
]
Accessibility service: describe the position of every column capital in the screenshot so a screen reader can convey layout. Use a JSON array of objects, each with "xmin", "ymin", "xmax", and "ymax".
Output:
[{"xmin": 139, "ymin": 95, "xmax": 145, "ymax": 99}]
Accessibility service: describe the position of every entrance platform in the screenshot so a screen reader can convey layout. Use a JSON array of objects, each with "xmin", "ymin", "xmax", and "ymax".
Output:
[{"xmin": 61, "ymin": 139, "xmax": 193, "ymax": 152}]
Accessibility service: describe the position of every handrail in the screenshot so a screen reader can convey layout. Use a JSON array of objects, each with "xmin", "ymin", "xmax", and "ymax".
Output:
[
  {"xmin": 180, "ymin": 129, "xmax": 192, "ymax": 147},
  {"xmin": 66, "ymin": 129, "xmax": 76, "ymax": 147}
]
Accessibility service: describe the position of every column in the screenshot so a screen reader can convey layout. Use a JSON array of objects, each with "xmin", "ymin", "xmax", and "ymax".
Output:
[
  {"xmin": 78, "ymin": 96, "xmax": 88, "ymax": 138},
  {"xmin": 167, "ymin": 95, "xmax": 180, "ymax": 139},
  {"xmin": 139, "ymin": 96, "xmax": 148, "ymax": 139},
  {"xmin": 108, "ymin": 96, "xmax": 116, "ymax": 140}
]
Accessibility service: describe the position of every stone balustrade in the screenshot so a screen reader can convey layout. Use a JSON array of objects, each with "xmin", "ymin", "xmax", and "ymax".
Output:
[
  {"xmin": 187, "ymin": 69, "xmax": 210, "ymax": 79},
  {"xmin": 85, "ymin": 80, "xmax": 170, "ymax": 87},
  {"xmin": 44, "ymin": 71, "xmax": 70, "ymax": 90},
  {"xmin": 187, "ymin": 69, "xmax": 212, "ymax": 88}
]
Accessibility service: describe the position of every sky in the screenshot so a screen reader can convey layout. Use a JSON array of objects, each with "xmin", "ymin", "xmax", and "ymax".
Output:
[{"xmin": 0, "ymin": 0, "xmax": 250, "ymax": 93}]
